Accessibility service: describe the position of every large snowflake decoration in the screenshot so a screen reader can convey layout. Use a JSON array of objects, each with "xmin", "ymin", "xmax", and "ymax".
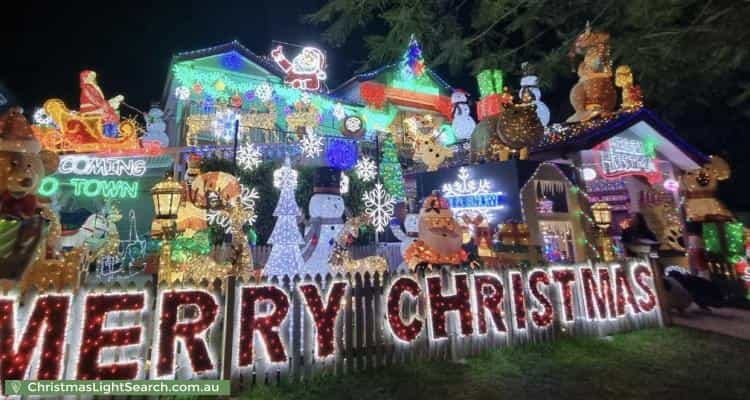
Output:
[
  {"xmin": 300, "ymin": 91, "xmax": 312, "ymax": 106},
  {"xmin": 255, "ymin": 82, "xmax": 273, "ymax": 102},
  {"xmin": 363, "ymin": 182, "xmax": 396, "ymax": 233},
  {"xmin": 212, "ymin": 108, "xmax": 237, "ymax": 143},
  {"xmin": 273, "ymin": 158, "xmax": 299, "ymax": 189},
  {"xmin": 240, "ymin": 184, "xmax": 260, "ymax": 226},
  {"xmin": 441, "ymin": 167, "xmax": 491, "ymax": 196},
  {"xmin": 237, "ymin": 143, "xmax": 262, "ymax": 171},
  {"xmin": 355, "ymin": 156, "xmax": 377, "ymax": 182},
  {"xmin": 174, "ymin": 85, "xmax": 190, "ymax": 101},
  {"xmin": 300, "ymin": 129, "xmax": 324, "ymax": 159},
  {"xmin": 33, "ymin": 108, "xmax": 54, "ymax": 127},
  {"xmin": 332, "ymin": 103, "xmax": 346, "ymax": 120}
]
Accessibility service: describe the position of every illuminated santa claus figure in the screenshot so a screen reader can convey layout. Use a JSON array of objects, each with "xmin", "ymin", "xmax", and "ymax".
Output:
[
  {"xmin": 404, "ymin": 191, "xmax": 468, "ymax": 270},
  {"xmin": 79, "ymin": 70, "xmax": 124, "ymax": 137},
  {"xmin": 271, "ymin": 45, "xmax": 327, "ymax": 91}
]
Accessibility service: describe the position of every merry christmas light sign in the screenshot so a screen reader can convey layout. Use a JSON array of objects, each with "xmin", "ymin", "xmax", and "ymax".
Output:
[
  {"xmin": 594, "ymin": 137, "xmax": 662, "ymax": 184},
  {"xmin": 0, "ymin": 262, "xmax": 661, "ymax": 383}
]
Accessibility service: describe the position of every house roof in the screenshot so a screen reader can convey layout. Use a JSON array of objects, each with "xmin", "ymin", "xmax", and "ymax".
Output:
[
  {"xmin": 531, "ymin": 108, "xmax": 709, "ymax": 170},
  {"xmin": 329, "ymin": 63, "xmax": 454, "ymax": 103},
  {"xmin": 172, "ymin": 40, "xmax": 286, "ymax": 77},
  {"xmin": 160, "ymin": 40, "xmax": 285, "ymax": 105}
]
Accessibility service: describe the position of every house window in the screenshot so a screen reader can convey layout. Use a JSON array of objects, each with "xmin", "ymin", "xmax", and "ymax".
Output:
[{"xmin": 539, "ymin": 221, "xmax": 575, "ymax": 263}]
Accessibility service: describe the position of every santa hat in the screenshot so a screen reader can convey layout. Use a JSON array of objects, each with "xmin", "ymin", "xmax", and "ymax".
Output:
[
  {"xmin": 0, "ymin": 107, "xmax": 42, "ymax": 153},
  {"xmin": 421, "ymin": 190, "xmax": 451, "ymax": 213}
]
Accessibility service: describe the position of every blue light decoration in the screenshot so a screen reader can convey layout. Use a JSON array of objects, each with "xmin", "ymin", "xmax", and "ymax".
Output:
[
  {"xmin": 400, "ymin": 35, "xmax": 425, "ymax": 79},
  {"xmin": 441, "ymin": 167, "xmax": 506, "ymax": 222},
  {"xmin": 325, "ymin": 138, "xmax": 358, "ymax": 170},
  {"xmin": 220, "ymin": 51, "xmax": 244, "ymax": 71},
  {"xmin": 446, "ymin": 193, "xmax": 506, "ymax": 209}
]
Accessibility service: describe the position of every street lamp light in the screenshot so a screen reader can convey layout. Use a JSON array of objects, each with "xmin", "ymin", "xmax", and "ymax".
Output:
[
  {"xmin": 151, "ymin": 173, "xmax": 183, "ymax": 239},
  {"xmin": 590, "ymin": 202, "xmax": 614, "ymax": 261},
  {"xmin": 591, "ymin": 202, "xmax": 612, "ymax": 231}
]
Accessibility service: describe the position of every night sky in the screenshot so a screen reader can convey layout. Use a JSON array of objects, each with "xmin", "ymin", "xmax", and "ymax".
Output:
[
  {"xmin": 4, "ymin": 1, "xmax": 748, "ymax": 211},
  {"xmin": 3, "ymin": 0, "xmax": 381, "ymax": 110}
]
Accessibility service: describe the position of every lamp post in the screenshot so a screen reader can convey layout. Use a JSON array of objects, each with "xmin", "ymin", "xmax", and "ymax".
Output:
[{"xmin": 591, "ymin": 202, "xmax": 615, "ymax": 262}]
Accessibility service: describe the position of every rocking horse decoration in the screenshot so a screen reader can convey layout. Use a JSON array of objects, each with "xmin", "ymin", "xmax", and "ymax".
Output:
[
  {"xmin": 33, "ymin": 71, "xmax": 141, "ymax": 153},
  {"xmin": 328, "ymin": 216, "xmax": 388, "ymax": 275},
  {"xmin": 566, "ymin": 22, "xmax": 617, "ymax": 122}
]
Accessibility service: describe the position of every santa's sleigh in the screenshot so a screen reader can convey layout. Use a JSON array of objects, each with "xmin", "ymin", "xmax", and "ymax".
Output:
[{"xmin": 41, "ymin": 99, "xmax": 139, "ymax": 153}]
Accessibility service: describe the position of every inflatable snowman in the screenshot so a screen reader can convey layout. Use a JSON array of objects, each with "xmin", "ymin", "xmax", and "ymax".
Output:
[
  {"xmin": 518, "ymin": 62, "xmax": 550, "ymax": 126},
  {"xmin": 451, "ymin": 89, "xmax": 476, "ymax": 141},
  {"xmin": 302, "ymin": 168, "xmax": 345, "ymax": 275},
  {"xmin": 142, "ymin": 106, "xmax": 170, "ymax": 147}
]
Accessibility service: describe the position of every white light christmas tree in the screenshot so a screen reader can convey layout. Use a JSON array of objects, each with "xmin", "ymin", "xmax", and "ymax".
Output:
[
  {"xmin": 300, "ymin": 129, "xmax": 324, "ymax": 159},
  {"xmin": 264, "ymin": 158, "xmax": 305, "ymax": 277},
  {"xmin": 355, "ymin": 156, "xmax": 377, "ymax": 182},
  {"xmin": 237, "ymin": 143, "xmax": 262, "ymax": 171},
  {"xmin": 363, "ymin": 181, "xmax": 396, "ymax": 233}
]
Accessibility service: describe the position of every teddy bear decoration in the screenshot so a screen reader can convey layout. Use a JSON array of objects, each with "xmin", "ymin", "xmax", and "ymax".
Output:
[{"xmin": 680, "ymin": 155, "xmax": 734, "ymax": 223}]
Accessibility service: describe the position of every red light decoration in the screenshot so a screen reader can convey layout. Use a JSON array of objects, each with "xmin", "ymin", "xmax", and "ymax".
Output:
[
  {"xmin": 238, "ymin": 285, "xmax": 290, "ymax": 366},
  {"xmin": 552, "ymin": 268, "xmax": 576, "ymax": 323},
  {"xmin": 0, "ymin": 295, "xmax": 70, "ymax": 381},
  {"xmin": 613, "ymin": 266, "xmax": 641, "ymax": 316},
  {"xmin": 299, "ymin": 282, "xmax": 348, "ymax": 358},
  {"xmin": 473, "ymin": 274, "xmax": 507, "ymax": 334},
  {"xmin": 386, "ymin": 277, "xmax": 423, "ymax": 343},
  {"xmin": 581, "ymin": 267, "xmax": 616, "ymax": 320},
  {"xmin": 509, "ymin": 271, "xmax": 527, "ymax": 330},
  {"xmin": 360, "ymin": 82, "xmax": 387, "ymax": 109},
  {"xmin": 632, "ymin": 265, "xmax": 657, "ymax": 312},
  {"xmin": 77, "ymin": 293, "xmax": 145, "ymax": 380},
  {"xmin": 528, "ymin": 270, "xmax": 554, "ymax": 328},
  {"xmin": 426, "ymin": 274, "xmax": 473, "ymax": 339},
  {"xmin": 156, "ymin": 290, "xmax": 219, "ymax": 377}
]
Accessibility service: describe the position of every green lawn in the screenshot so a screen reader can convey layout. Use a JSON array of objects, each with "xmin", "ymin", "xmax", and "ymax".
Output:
[{"xmin": 242, "ymin": 327, "xmax": 750, "ymax": 400}]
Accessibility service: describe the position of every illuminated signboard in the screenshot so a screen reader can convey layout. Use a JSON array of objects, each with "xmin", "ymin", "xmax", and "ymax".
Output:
[
  {"xmin": 57, "ymin": 156, "xmax": 147, "ymax": 177},
  {"xmin": 594, "ymin": 137, "xmax": 661, "ymax": 184},
  {"xmin": 442, "ymin": 167, "xmax": 506, "ymax": 220},
  {"xmin": 0, "ymin": 263, "xmax": 661, "ymax": 384},
  {"xmin": 38, "ymin": 176, "xmax": 140, "ymax": 199}
]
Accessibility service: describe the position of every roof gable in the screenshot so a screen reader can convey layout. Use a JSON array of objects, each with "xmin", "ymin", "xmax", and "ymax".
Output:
[{"xmin": 532, "ymin": 108, "xmax": 708, "ymax": 170}]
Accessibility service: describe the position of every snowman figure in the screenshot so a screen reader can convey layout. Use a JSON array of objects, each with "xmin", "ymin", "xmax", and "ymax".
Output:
[
  {"xmin": 518, "ymin": 62, "xmax": 550, "ymax": 126},
  {"xmin": 301, "ymin": 168, "xmax": 345, "ymax": 275},
  {"xmin": 142, "ymin": 105, "xmax": 170, "ymax": 147},
  {"xmin": 451, "ymin": 89, "xmax": 476, "ymax": 141}
]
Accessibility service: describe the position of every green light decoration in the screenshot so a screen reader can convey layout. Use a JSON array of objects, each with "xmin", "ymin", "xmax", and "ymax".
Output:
[
  {"xmin": 642, "ymin": 135, "xmax": 659, "ymax": 159},
  {"xmin": 702, "ymin": 223, "xmax": 721, "ymax": 254},
  {"xmin": 170, "ymin": 231, "xmax": 212, "ymax": 263},
  {"xmin": 726, "ymin": 222, "xmax": 745, "ymax": 257},
  {"xmin": 363, "ymin": 105, "xmax": 397, "ymax": 132},
  {"xmin": 477, "ymin": 69, "xmax": 503, "ymax": 98},
  {"xmin": 37, "ymin": 176, "xmax": 59, "ymax": 197},
  {"xmin": 379, "ymin": 134, "xmax": 406, "ymax": 202},
  {"xmin": 172, "ymin": 61, "xmax": 349, "ymax": 116},
  {"xmin": 390, "ymin": 77, "xmax": 440, "ymax": 95},
  {"xmin": 37, "ymin": 176, "xmax": 139, "ymax": 199},
  {"xmin": 438, "ymin": 124, "xmax": 457, "ymax": 146}
]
